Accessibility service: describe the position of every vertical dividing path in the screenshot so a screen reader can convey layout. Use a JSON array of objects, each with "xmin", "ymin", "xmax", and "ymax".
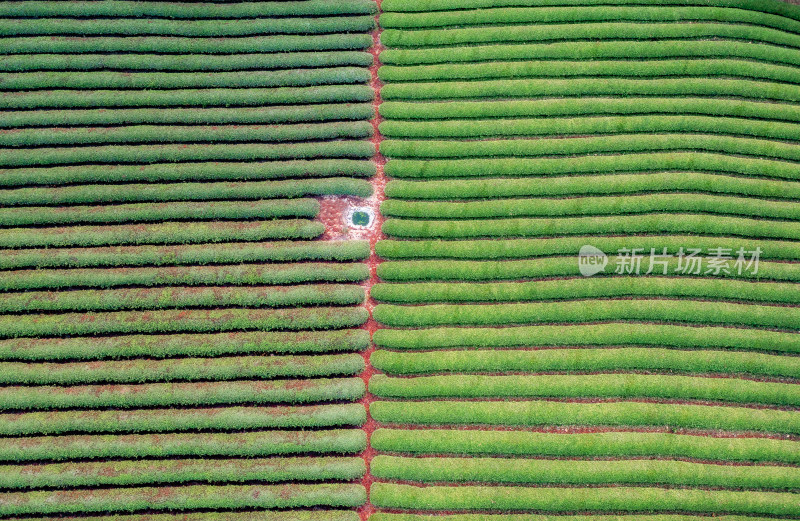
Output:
[
  {"xmin": 0, "ymin": 1, "xmax": 378, "ymax": 520},
  {"xmin": 370, "ymin": 0, "xmax": 800, "ymax": 518}
]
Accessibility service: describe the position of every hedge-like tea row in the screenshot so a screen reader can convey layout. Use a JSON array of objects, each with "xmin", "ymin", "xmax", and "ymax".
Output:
[
  {"xmin": 371, "ymin": 348, "xmax": 800, "ymax": 379},
  {"xmin": 0, "ymin": 199, "xmax": 321, "ymax": 227},
  {"xmin": 370, "ymin": 400, "xmax": 800, "ymax": 433},
  {"xmin": 382, "ymin": 214, "xmax": 800, "ymax": 240},
  {"xmin": 0, "ymin": 85, "xmax": 375, "ymax": 109},
  {"xmin": 379, "ymin": 0, "xmax": 800, "ymax": 15},
  {"xmin": 0, "ymin": 403, "xmax": 367, "ymax": 436},
  {"xmin": 0, "ymin": 483, "xmax": 366, "ymax": 516},
  {"xmin": 379, "ymin": 23, "xmax": 800, "ymax": 49},
  {"xmin": 379, "ymin": 59, "xmax": 800, "ymax": 85},
  {"xmin": 374, "ymin": 516, "xmax": 781, "ymax": 521},
  {"xmin": 381, "ymin": 135, "xmax": 800, "ymax": 162},
  {"xmin": 0, "ymin": 69, "xmax": 372, "ymax": 90},
  {"xmin": 0, "ymin": 141, "xmax": 374, "ymax": 167},
  {"xmin": 0, "ymin": 16, "xmax": 376, "ymax": 36},
  {"xmin": 0, "ymin": 429, "xmax": 366, "ymax": 462},
  {"xmin": 369, "ymin": 373, "xmax": 800, "ymax": 405},
  {"xmin": 0, "ymin": 240, "xmax": 370, "ymax": 269},
  {"xmin": 0, "ymin": 353, "xmax": 364, "ymax": 386},
  {"xmin": 372, "ymin": 323, "xmax": 800, "ymax": 353},
  {"xmin": 19, "ymin": 512, "xmax": 358, "ymax": 521},
  {"xmin": 383, "ymin": 153, "xmax": 800, "ymax": 180},
  {"xmin": 385, "ymin": 173, "xmax": 800, "ymax": 201},
  {"xmin": 371, "ymin": 428, "xmax": 800, "ymax": 463},
  {"xmin": 381, "ymin": 115, "xmax": 800, "ymax": 142},
  {"xmin": 0, "ymin": 329, "xmax": 370, "ymax": 361},
  {"xmin": 375, "ymin": 236, "xmax": 800, "ymax": 261},
  {"xmin": 379, "ymin": 5, "xmax": 800, "ymax": 30},
  {"xmin": 0, "ymin": 35, "xmax": 373, "ymax": 54},
  {"xmin": 0, "ymin": 220, "xmax": 324, "ymax": 249},
  {"xmin": 0, "ymin": 0, "xmax": 377, "ymax": 18},
  {"xmin": 2, "ymin": 178, "xmax": 372, "ymax": 206},
  {"xmin": 380, "ymin": 40, "xmax": 800, "ymax": 67},
  {"xmin": 372, "ymin": 455, "xmax": 800, "ymax": 489},
  {"xmin": 382, "ymin": 78, "xmax": 800, "ymax": 102},
  {"xmin": 1, "ymin": 457, "xmax": 365, "ymax": 489},
  {"xmin": 1, "ymin": 104, "xmax": 375, "ymax": 128},
  {"xmin": 0, "ymin": 160, "xmax": 376, "ymax": 186},
  {"xmin": 373, "ymin": 300, "xmax": 800, "ymax": 329},
  {"xmin": 0, "ymin": 52, "xmax": 374, "ymax": 72},
  {"xmin": 0, "ymin": 284, "xmax": 365, "ymax": 313},
  {"xmin": 0, "ymin": 121, "xmax": 373, "ymax": 147},
  {"xmin": 0, "ymin": 377, "xmax": 365, "ymax": 411},
  {"xmin": 1, "ymin": 263, "xmax": 370, "ymax": 291},
  {"xmin": 377, "ymin": 258, "xmax": 800, "ymax": 282},
  {"xmin": 371, "ymin": 483, "xmax": 799, "ymax": 515},
  {"xmin": 371, "ymin": 278, "xmax": 800, "ymax": 305},
  {"xmin": 381, "ymin": 193, "xmax": 800, "ymax": 220},
  {"xmin": 0, "ymin": 306, "xmax": 368, "ymax": 339},
  {"xmin": 379, "ymin": 97, "xmax": 800, "ymax": 121}
]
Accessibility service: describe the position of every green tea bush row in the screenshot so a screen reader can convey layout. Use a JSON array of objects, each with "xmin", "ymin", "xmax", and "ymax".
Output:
[
  {"xmin": 371, "ymin": 428, "xmax": 800, "ymax": 463},
  {"xmin": 381, "ymin": 214, "xmax": 800, "ymax": 240},
  {"xmin": 372, "ymin": 323, "xmax": 800, "ymax": 353},
  {"xmin": 0, "ymin": 377, "xmax": 364, "ymax": 410},
  {"xmin": 369, "ymin": 373, "xmax": 800, "ymax": 405},
  {"xmin": 0, "ymin": 51, "xmax": 373, "ymax": 72},
  {"xmin": 379, "ymin": 97, "xmax": 800, "ymax": 121},
  {"xmin": 0, "ymin": 160, "xmax": 376, "ymax": 186},
  {"xmin": 381, "ymin": 193, "xmax": 800, "ymax": 220},
  {"xmin": 377, "ymin": 257, "xmax": 800, "ymax": 282},
  {"xmin": 1, "ymin": 262, "xmax": 369, "ymax": 291},
  {"xmin": 374, "ymin": 515, "xmax": 781, "ymax": 521},
  {"xmin": 380, "ymin": 0, "xmax": 800, "ymax": 17},
  {"xmin": 383, "ymin": 153, "xmax": 800, "ymax": 180},
  {"xmin": 0, "ymin": 16, "xmax": 376, "ymax": 36},
  {"xmin": 369, "ymin": 400, "xmax": 800, "ymax": 433},
  {"xmin": 0, "ymin": 429, "xmax": 366, "ymax": 462},
  {"xmin": 380, "ymin": 135, "xmax": 800, "ymax": 162},
  {"xmin": 380, "ymin": 115, "xmax": 800, "ymax": 142},
  {"xmin": 371, "ymin": 455, "xmax": 800, "ymax": 489},
  {"xmin": 0, "ymin": 284, "xmax": 365, "ymax": 313},
  {"xmin": 373, "ymin": 300, "xmax": 800, "ymax": 329},
  {"xmin": 371, "ymin": 347, "xmax": 800, "ymax": 379},
  {"xmin": 379, "ymin": 23, "xmax": 800, "ymax": 49},
  {"xmin": 0, "ymin": 329, "xmax": 369, "ymax": 361},
  {"xmin": 0, "ymin": 240, "xmax": 369, "ymax": 269},
  {"xmin": 1, "ymin": 104, "xmax": 375, "ymax": 128},
  {"xmin": 0, "ymin": 141, "xmax": 373, "ymax": 167},
  {"xmin": 3, "ymin": 179, "xmax": 371, "ymax": 206},
  {"xmin": 0, "ymin": 220, "xmax": 323, "ymax": 248},
  {"xmin": 375, "ymin": 236, "xmax": 800, "ymax": 261},
  {"xmin": 1, "ymin": 457, "xmax": 365, "ymax": 489},
  {"xmin": 371, "ymin": 278, "xmax": 800, "ymax": 305},
  {"xmin": 0, "ymin": 85, "xmax": 374, "ymax": 109},
  {"xmin": 0, "ymin": 122, "xmax": 373, "ymax": 147},
  {"xmin": 0, "ymin": 403, "xmax": 366, "ymax": 435},
  {"xmin": 22, "ymin": 511, "xmax": 358, "ymax": 521},
  {"xmin": 379, "ymin": 5, "xmax": 800, "ymax": 31},
  {"xmin": 380, "ymin": 40, "xmax": 800, "ymax": 67},
  {"xmin": 382, "ymin": 78, "xmax": 800, "ymax": 102},
  {"xmin": 379, "ymin": 59, "xmax": 800, "ymax": 85},
  {"xmin": 385, "ymin": 173, "xmax": 800, "ymax": 201},
  {"xmin": 0, "ymin": 35, "xmax": 373, "ymax": 54},
  {"xmin": 371, "ymin": 483, "xmax": 798, "ymax": 515},
  {"xmin": 0, "ymin": 483, "xmax": 366, "ymax": 516},
  {"xmin": 0, "ymin": 0, "xmax": 377, "ymax": 17},
  {"xmin": 0, "ymin": 199, "xmax": 321, "ymax": 227},
  {"xmin": 0, "ymin": 306, "xmax": 368, "ymax": 338},
  {"xmin": 0, "ymin": 353, "xmax": 364, "ymax": 385}
]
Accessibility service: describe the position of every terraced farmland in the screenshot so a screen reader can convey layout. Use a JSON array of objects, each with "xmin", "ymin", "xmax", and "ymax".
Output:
[
  {"xmin": 372, "ymin": 0, "xmax": 800, "ymax": 518},
  {"xmin": 0, "ymin": 1, "xmax": 376, "ymax": 520}
]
